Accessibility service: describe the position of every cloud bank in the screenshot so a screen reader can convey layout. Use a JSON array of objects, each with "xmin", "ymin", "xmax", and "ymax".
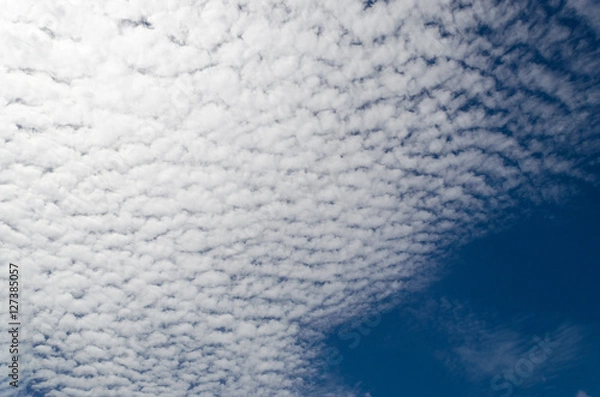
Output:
[{"xmin": 0, "ymin": 0, "xmax": 598, "ymax": 395}]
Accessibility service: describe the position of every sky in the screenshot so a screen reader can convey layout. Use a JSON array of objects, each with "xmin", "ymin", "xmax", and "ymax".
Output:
[
  {"xmin": 0, "ymin": 0, "xmax": 598, "ymax": 396},
  {"xmin": 320, "ymin": 182, "xmax": 600, "ymax": 396}
]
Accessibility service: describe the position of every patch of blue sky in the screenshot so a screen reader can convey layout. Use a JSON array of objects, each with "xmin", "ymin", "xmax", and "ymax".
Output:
[{"xmin": 320, "ymin": 182, "xmax": 600, "ymax": 397}]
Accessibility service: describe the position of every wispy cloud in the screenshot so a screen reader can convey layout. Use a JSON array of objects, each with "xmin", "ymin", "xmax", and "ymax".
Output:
[{"xmin": 407, "ymin": 298, "xmax": 586, "ymax": 396}]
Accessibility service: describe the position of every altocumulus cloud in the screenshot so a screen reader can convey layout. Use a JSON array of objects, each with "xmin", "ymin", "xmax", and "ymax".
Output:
[{"xmin": 0, "ymin": 0, "xmax": 598, "ymax": 395}]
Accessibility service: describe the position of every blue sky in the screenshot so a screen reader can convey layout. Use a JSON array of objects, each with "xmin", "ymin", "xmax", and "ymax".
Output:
[
  {"xmin": 1, "ymin": 0, "xmax": 598, "ymax": 396},
  {"xmin": 320, "ymin": 181, "xmax": 600, "ymax": 396}
]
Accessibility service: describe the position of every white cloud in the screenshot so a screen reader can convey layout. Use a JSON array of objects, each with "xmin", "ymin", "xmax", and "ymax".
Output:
[
  {"xmin": 577, "ymin": 392, "xmax": 592, "ymax": 397},
  {"xmin": 412, "ymin": 298, "xmax": 585, "ymax": 388},
  {"xmin": 0, "ymin": 0, "xmax": 598, "ymax": 396}
]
